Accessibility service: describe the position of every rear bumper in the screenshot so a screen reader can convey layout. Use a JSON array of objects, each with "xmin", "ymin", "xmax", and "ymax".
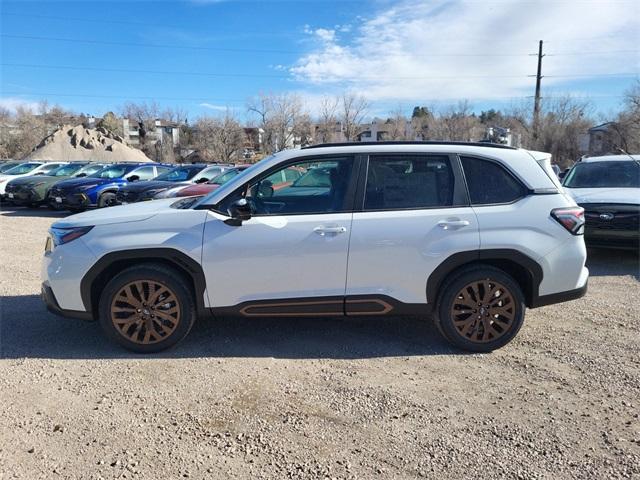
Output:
[{"xmin": 41, "ymin": 281, "xmax": 93, "ymax": 321}]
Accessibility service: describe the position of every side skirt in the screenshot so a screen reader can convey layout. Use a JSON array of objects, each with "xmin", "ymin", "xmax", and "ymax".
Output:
[{"xmin": 209, "ymin": 295, "xmax": 432, "ymax": 318}]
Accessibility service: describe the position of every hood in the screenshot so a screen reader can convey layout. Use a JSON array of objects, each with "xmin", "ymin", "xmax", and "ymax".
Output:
[
  {"xmin": 119, "ymin": 180, "xmax": 177, "ymax": 193},
  {"xmin": 7, "ymin": 174, "xmax": 61, "ymax": 186},
  {"xmin": 53, "ymin": 197, "xmax": 180, "ymax": 228},
  {"xmin": 53, "ymin": 176, "xmax": 116, "ymax": 189},
  {"xmin": 565, "ymin": 187, "xmax": 640, "ymax": 205}
]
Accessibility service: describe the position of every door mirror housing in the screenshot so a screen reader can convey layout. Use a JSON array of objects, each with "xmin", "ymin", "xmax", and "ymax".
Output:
[
  {"xmin": 195, "ymin": 177, "xmax": 209, "ymax": 184},
  {"xmin": 75, "ymin": 172, "xmax": 87, "ymax": 178},
  {"xmin": 126, "ymin": 174, "xmax": 140, "ymax": 182},
  {"xmin": 224, "ymin": 198, "xmax": 252, "ymax": 226}
]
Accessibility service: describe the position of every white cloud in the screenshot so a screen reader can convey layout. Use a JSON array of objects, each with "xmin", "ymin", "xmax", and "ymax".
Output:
[
  {"xmin": 199, "ymin": 103, "xmax": 230, "ymax": 111},
  {"xmin": 291, "ymin": 0, "xmax": 640, "ymax": 102},
  {"xmin": 0, "ymin": 97, "xmax": 41, "ymax": 113}
]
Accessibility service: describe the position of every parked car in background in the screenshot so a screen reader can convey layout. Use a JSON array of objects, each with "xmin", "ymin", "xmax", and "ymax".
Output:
[
  {"xmin": 114, "ymin": 164, "xmax": 209, "ymax": 205},
  {"xmin": 47, "ymin": 163, "xmax": 172, "ymax": 211},
  {"xmin": 563, "ymin": 154, "xmax": 639, "ymax": 250},
  {"xmin": 6, "ymin": 162, "xmax": 105, "ymax": 207},
  {"xmin": 0, "ymin": 162, "xmax": 67, "ymax": 201},
  {"xmin": 155, "ymin": 164, "xmax": 235, "ymax": 199},
  {"xmin": 175, "ymin": 165, "xmax": 251, "ymax": 197},
  {"xmin": 42, "ymin": 142, "xmax": 588, "ymax": 353},
  {"xmin": 0, "ymin": 161, "xmax": 21, "ymax": 173}
]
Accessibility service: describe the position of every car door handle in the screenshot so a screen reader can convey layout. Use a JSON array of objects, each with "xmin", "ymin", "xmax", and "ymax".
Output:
[
  {"xmin": 437, "ymin": 219, "xmax": 470, "ymax": 230},
  {"xmin": 313, "ymin": 226, "xmax": 347, "ymax": 236}
]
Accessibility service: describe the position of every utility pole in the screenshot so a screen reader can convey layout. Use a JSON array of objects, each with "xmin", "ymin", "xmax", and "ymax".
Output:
[{"xmin": 532, "ymin": 40, "xmax": 544, "ymax": 141}]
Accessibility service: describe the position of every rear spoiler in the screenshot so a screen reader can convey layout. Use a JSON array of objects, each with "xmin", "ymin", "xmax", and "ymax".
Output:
[{"xmin": 526, "ymin": 150, "xmax": 564, "ymax": 190}]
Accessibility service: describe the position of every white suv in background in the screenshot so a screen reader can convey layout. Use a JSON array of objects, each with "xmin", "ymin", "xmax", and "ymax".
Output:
[{"xmin": 41, "ymin": 142, "xmax": 588, "ymax": 353}]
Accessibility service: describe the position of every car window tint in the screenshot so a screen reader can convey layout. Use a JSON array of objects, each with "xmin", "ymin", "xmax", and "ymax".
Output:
[
  {"xmin": 364, "ymin": 155, "xmax": 454, "ymax": 210},
  {"xmin": 461, "ymin": 156, "xmax": 526, "ymax": 205},
  {"xmin": 247, "ymin": 157, "xmax": 354, "ymax": 215},
  {"xmin": 94, "ymin": 166, "xmax": 129, "ymax": 179},
  {"xmin": 284, "ymin": 168, "xmax": 302, "ymax": 182},
  {"xmin": 132, "ymin": 166, "xmax": 156, "ymax": 180},
  {"xmin": 192, "ymin": 166, "xmax": 223, "ymax": 182}
]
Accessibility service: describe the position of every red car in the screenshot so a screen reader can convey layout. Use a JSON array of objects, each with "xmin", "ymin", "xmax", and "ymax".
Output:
[{"xmin": 176, "ymin": 165, "xmax": 303, "ymax": 198}]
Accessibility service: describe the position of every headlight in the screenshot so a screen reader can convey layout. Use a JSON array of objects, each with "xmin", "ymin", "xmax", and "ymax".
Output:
[
  {"xmin": 77, "ymin": 184, "xmax": 99, "ymax": 191},
  {"xmin": 155, "ymin": 187, "xmax": 181, "ymax": 199},
  {"xmin": 50, "ymin": 226, "xmax": 94, "ymax": 246},
  {"xmin": 32, "ymin": 181, "xmax": 47, "ymax": 187},
  {"xmin": 141, "ymin": 188, "xmax": 164, "ymax": 199}
]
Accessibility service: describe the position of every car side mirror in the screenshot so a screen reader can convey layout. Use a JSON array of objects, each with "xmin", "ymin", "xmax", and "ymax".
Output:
[
  {"xmin": 195, "ymin": 177, "xmax": 209, "ymax": 184},
  {"xmin": 127, "ymin": 175, "xmax": 140, "ymax": 182},
  {"xmin": 224, "ymin": 198, "xmax": 252, "ymax": 226},
  {"xmin": 75, "ymin": 172, "xmax": 87, "ymax": 178}
]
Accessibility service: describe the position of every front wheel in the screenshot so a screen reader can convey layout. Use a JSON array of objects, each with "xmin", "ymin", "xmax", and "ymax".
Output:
[
  {"xmin": 435, "ymin": 266, "xmax": 525, "ymax": 352},
  {"xmin": 98, "ymin": 264, "xmax": 196, "ymax": 353},
  {"xmin": 98, "ymin": 192, "xmax": 117, "ymax": 208}
]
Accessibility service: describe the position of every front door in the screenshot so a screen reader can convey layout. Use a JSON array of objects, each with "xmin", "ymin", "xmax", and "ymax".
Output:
[{"xmin": 201, "ymin": 156, "xmax": 359, "ymax": 314}]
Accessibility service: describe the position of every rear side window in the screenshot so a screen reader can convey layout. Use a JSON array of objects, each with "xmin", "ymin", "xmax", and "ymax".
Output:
[
  {"xmin": 364, "ymin": 155, "xmax": 454, "ymax": 210},
  {"xmin": 132, "ymin": 166, "xmax": 156, "ymax": 180},
  {"xmin": 461, "ymin": 156, "xmax": 526, "ymax": 205}
]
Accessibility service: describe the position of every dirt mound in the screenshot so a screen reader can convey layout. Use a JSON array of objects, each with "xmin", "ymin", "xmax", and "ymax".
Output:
[{"xmin": 26, "ymin": 124, "xmax": 152, "ymax": 162}]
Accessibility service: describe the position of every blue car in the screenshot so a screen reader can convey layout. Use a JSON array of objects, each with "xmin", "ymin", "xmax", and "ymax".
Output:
[{"xmin": 48, "ymin": 163, "xmax": 173, "ymax": 211}]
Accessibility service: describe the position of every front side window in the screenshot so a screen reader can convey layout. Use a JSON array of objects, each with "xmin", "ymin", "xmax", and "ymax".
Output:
[
  {"xmin": 563, "ymin": 161, "xmax": 640, "ymax": 188},
  {"xmin": 461, "ymin": 156, "xmax": 526, "ymax": 205},
  {"xmin": 192, "ymin": 166, "xmax": 223, "ymax": 183},
  {"xmin": 210, "ymin": 169, "xmax": 242, "ymax": 185},
  {"xmin": 39, "ymin": 163, "xmax": 64, "ymax": 174},
  {"xmin": 76, "ymin": 164, "xmax": 105, "ymax": 176},
  {"xmin": 131, "ymin": 166, "xmax": 156, "ymax": 180},
  {"xmin": 241, "ymin": 157, "xmax": 354, "ymax": 215},
  {"xmin": 364, "ymin": 155, "xmax": 454, "ymax": 210}
]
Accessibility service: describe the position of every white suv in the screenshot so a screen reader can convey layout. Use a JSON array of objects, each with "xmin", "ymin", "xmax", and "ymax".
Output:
[{"xmin": 41, "ymin": 143, "xmax": 589, "ymax": 353}]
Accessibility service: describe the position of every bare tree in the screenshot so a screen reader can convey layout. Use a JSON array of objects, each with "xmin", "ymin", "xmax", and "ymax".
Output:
[
  {"xmin": 247, "ymin": 93, "xmax": 311, "ymax": 153},
  {"xmin": 340, "ymin": 93, "xmax": 369, "ymax": 141},
  {"xmin": 315, "ymin": 96, "xmax": 339, "ymax": 143},
  {"xmin": 385, "ymin": 106, "xmax": 410, "ymax": 140},
  {"xmin": 194, "ymin": 112, "xmax": 246, "ymax": 162}
]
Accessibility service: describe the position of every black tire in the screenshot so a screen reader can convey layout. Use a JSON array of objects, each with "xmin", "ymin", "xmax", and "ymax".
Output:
[
  {"xmin": 98, "ymin": 264, "xmax": 196, "ymax": 353},
  {"xmin": 98, "ymin": 191, "xmax": 117, "ymax": 208},
  {"xmin": 435, "ymin": 265, "xmax": 525, "ymax": 353}
]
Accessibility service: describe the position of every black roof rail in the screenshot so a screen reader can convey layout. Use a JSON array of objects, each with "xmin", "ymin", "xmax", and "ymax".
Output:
[{"xmin": 301, "ymin": 141, "xmax": 518, "ymax": 150}]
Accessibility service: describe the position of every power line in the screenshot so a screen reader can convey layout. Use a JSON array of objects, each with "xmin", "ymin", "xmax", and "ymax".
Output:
[
  {"xmin": 1, "ymin": 33, "xmax": 635, "ymax": 58},
  {"xmin": 0, "ymin": 33, "xmax": 535, "ymax": 57},
  {"xmin": 3, "ymin": 62, "xmax": 636, "ymax": 80},
  {"xmin": 1, "ymin": 90, "xmax": 625, "ymax": 103}
]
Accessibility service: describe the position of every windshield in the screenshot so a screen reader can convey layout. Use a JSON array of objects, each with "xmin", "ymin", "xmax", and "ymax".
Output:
[
  {"xmin": 154, "ymin": 166, "xmax": 201, "ymax": 182},
  {"xmin": 564, "ymin": 161, "xmax": 640, "ymax": 188},
  {"xmin": 51, "ymin": 164, "xmax": 86, "ymax": 177},
  {"xmin": 0, "ymin": 162, "xmax": 20, "ymax": 173},
  {"xmin": 76, "ymin": 164, "xmax": 105, "ymax": 176},
  {"xmin": 210, "ymin": 169, "xmax": 241, "ymax": 185},
  {"xmin": 3, "ymin": 162, "xmax": 42, "ymax": 175},
  {"xmin": 192, "ymin": 165, "xmax": 224, "ymax": 183},
  {"xmin": 90, "ymin": 165, "xmax": 132, "ymax": 179}
]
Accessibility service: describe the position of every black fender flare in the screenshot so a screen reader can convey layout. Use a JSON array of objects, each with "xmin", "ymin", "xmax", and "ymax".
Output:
[{"xmin": 80, "ymin": 248, "xmax": 207, "ymax": 317}]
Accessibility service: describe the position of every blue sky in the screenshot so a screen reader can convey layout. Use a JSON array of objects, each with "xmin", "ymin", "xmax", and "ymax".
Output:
[{"xmin": 1, "ymin": 0, "xmax": 638, "ymax": 121}]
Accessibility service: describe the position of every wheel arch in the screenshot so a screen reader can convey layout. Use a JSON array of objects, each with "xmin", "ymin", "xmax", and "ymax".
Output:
[
  {"xmin": 427, "ymin": 250, "xmax": 543, "ymax": 308},
  {"xmin": 80, "ymin": 248, "xmax": 207, "ymax": 319}
]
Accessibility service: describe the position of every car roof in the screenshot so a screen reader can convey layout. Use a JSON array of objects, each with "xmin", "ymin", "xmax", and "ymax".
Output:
[{"xmin": 580, "ymin": 154, "xmax": 640, "ymax": 163}]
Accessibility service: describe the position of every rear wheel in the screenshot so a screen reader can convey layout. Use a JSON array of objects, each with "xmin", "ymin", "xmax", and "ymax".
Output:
[
  {"xmin": 98, "ymin": 192, "xmax": 117, "ymax": 208},
  {"xmin": 98, "ymin": 264, "xmax": 196, "ymax": 353},
  {"xmin": 435, "ymin": 266, "xmax": 525, "ymax": 352}
]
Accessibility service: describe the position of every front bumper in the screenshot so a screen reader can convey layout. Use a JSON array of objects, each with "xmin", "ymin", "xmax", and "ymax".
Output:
[
  {"xmin": 5, "ymin": 184, "xmax": 43, "ymax": 205},
  {"xmin": 47, "ymin": 188, "xmax": 93, "ymax": 209},
  {"xmin": 41, "ymin": 281, "xmax": 93, "ymax": 321}
]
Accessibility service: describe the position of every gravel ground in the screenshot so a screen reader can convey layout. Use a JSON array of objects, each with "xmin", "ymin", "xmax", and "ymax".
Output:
[{"xmin": 1, "ymin": 207, "xmax": 639, "ymax": 480}]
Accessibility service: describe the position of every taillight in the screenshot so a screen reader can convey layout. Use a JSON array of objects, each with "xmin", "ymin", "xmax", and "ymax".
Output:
[{"xmin": 551, "ymin": 207, "xmax": 584, "ymax": 235}]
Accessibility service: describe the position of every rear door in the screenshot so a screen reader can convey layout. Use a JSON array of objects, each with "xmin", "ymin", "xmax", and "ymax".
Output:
[{"xmin": 345, "ymin": 153, "xmax": 479, "ymax": 312}]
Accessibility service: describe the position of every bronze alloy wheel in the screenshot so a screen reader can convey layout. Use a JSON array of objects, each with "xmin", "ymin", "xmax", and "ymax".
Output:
[
  {"xmin": 450, "ymin": 279, "xmax": 516, "ymax": 344},
  {"xmin": 110, "ymin": 280, "xmax": 181, "ymax": 345}
]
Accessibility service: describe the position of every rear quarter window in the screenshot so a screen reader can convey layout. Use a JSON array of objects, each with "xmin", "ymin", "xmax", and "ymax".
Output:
[{"xmin": 461, "ymin": 156, "xmax": 526, "ymax": 205}]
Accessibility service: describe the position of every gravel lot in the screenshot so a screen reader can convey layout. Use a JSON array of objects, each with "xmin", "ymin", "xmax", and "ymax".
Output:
[{"xmin": 1, "ymin": 207, "xmax": 639, "ymax": 480}]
